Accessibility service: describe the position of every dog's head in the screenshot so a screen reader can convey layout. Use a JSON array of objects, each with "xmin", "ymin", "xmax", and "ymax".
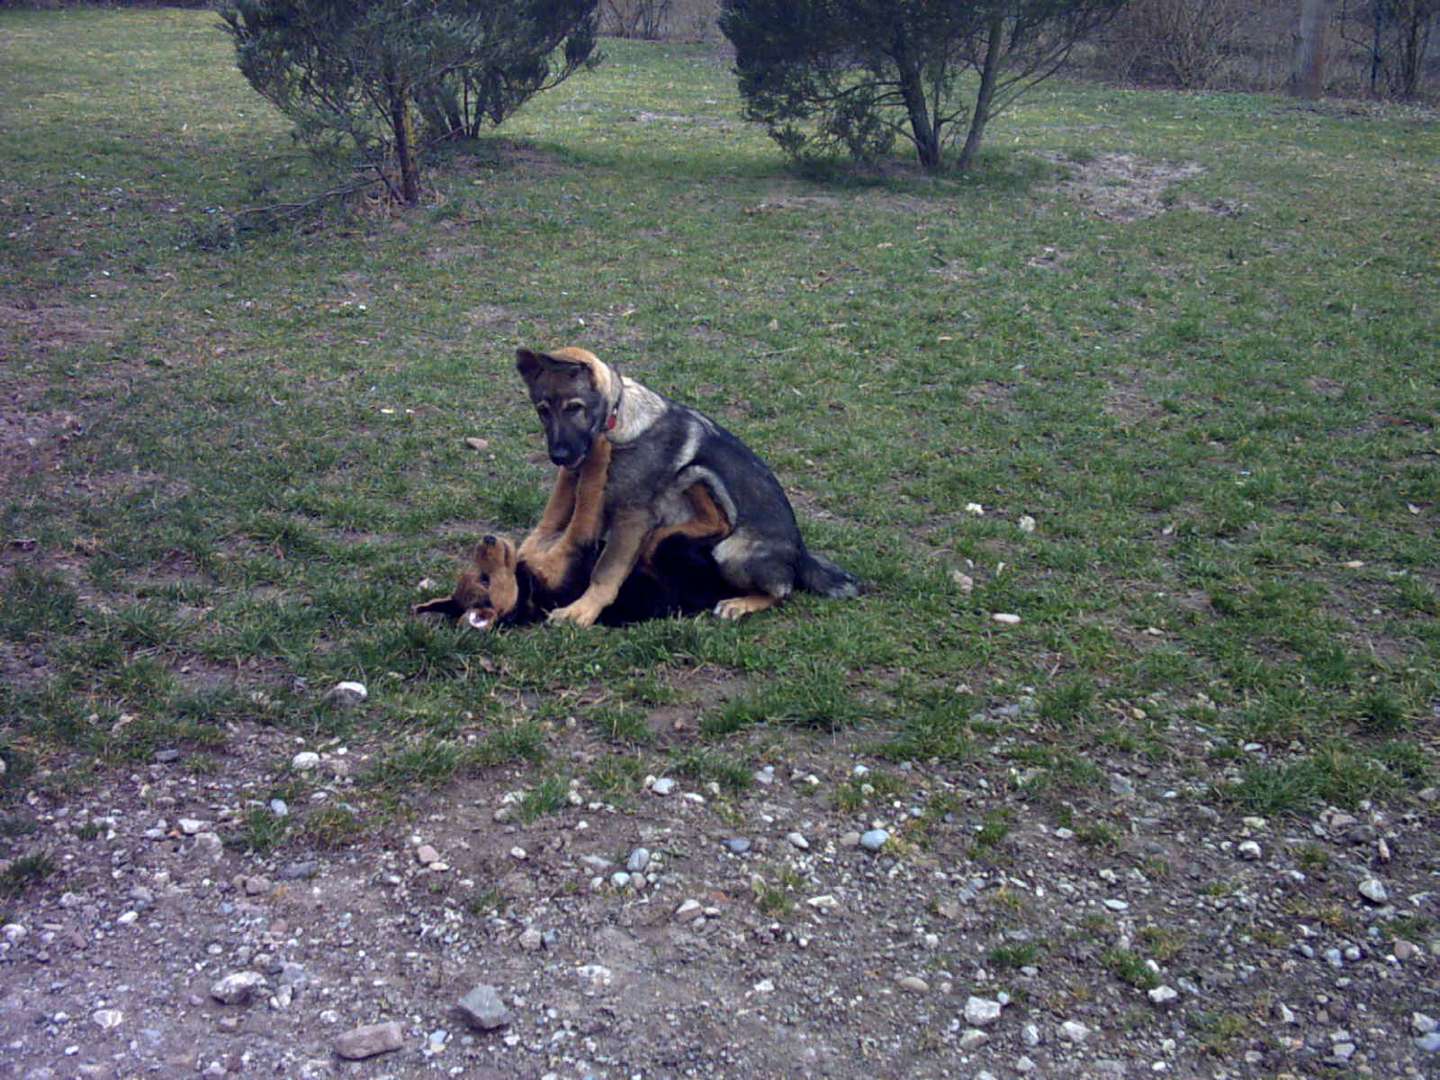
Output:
[
  {"xmin": 515, "ymin": 346, "xmax": 618, "ymax": 469},
  {"xmin": 412, "ymin": 534, "xmax": 521, "ymax": 631}
]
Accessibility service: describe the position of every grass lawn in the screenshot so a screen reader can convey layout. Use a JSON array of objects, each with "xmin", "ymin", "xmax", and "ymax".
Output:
[{"xmin": 1, "ymin": 8, "xmax": 1436, "ymax": 837}]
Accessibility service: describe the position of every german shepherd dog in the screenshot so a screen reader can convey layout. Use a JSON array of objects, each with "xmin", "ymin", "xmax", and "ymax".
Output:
[
  {"xmin": 414, "ymin": 435, "xmax": 735, "ymax": 628},
  {"xmin": 516, "ymin": 345, "xmax": 858, "ymax": 627}
]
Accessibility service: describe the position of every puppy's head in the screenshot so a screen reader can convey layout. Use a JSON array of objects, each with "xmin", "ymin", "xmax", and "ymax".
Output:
[
  {"xmin": 515, "ymin": 347, "xmax": 616, "ymax": 470},
  {"xmin": 412, "ymin": 534, "xmax": 521, "ymax": 631}
]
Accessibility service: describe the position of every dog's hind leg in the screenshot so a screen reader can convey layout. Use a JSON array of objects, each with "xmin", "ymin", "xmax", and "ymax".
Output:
[{"xmin": 640, "ymin": 481, "xmax": 731, "ymax": 568}]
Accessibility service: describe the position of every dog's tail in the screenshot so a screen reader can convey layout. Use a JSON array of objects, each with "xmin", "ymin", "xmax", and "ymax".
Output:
[{"xmin": 797, "ymin": 550, "xmax": 859, "ymax": 599}]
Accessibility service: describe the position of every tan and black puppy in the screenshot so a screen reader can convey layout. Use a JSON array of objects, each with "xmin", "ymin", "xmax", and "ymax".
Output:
[
  {"xmin": 415, "ymin": 482, "xmax": 736, "ymax": 629},
  {"xmin": 516, "ymin": 345, "xmax": 858, "ymax": 627}
]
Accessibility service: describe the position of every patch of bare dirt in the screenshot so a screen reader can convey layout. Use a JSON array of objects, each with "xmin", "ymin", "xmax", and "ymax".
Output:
[
  {"xmin": 2, "ymin": 701, "xmax": 1435, "ymax": 1079},
  {"xmin": 0, "ymin": 395, "xmax": 85, "ymax": 494},
  {"xmin": 1041, "ymin": 153, "xmax": 1206, "ymax": 223},
  {"xmin": 1026, "ymin": 246, "xmax": 1074, "ymax": 271},
  {"xmin": 0, "ymin": 299, "xmax": 114, "ymax": 362},
  {"xmin": 463, "ymin": 304, "xmax": 521, "ymax": 331},
  {"xmin": 1100, "ymin": 366, "xmax": 1167, "ymax": 426},
  {"xmin": 965, "ymin": 381, "xmax": 1017, "ymax": 409}
]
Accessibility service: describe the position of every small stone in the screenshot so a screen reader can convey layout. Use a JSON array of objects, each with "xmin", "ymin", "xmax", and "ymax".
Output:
[
  {"xmin": 806, "ymin": 894, "xmax": 840, "ymax": 911},
  {"xmin": 650, "ymin": 778, "xmax": 676, "ymax": 796},
  {"xmin": 1358, "ymin": 878, "xmax": 1388, "ymax": 904},
  {"xmin": 626, "ymin": 847, "xmax": 650, "ymax": 872},
  {"xmin": 576, "ymin": 964, "xmax": 613, "ymax": 992},
  {"xmin": 178, "ymin": 818, "xmax": 208, "ymax": 835},
  {"xmin": 2, "ymin": 923, "xmax": 27, "ymax": 944},
  {"xmin": 1413, "ymin": 1013, "xmax": 1437, "ymax": 1035},
  {"xmin": 786, "ymin": 832, "xmax": 810, "ymax": 851},
  {"xmin": 1022, "ymin": 1023, "xmax": 1041, "ymax": 1047},
  {"xmin": 457, "ymin": 985, "xmax": 510, "ymax": 1030},
  {"xmin": 518, "ymin": 928, "xmax": 543, "ymax": 952},
  {"xmin": 153, "ymin": 749, "xmax": 181, "ymax": 764},
  {"xmin": 325, "ymin": 681, "xmax": 368, "ymax": 706},
  {"xmin": 674, "ymin": 899, "xmax": 704, "ymax": 923},
  {"xmin": 416, "ymin": 845, "xmax": 440, "ymax": 866},
  {"xmin": 277, "ymin": 860, "xmax": 317, "ymax": 881},
  {"xmin": 291, "ymin": 751, "xmax": 320, "ymax": 772},
  {"xmin": 958, "ymin": 1028, "xmax": 989, "ymax": 1050},
  {"xmin": 1015, "ymin": 1056, "xmax": 1036, "ymax": 1074},
  {"xmin": 243, "ymin": 876, "xmax": 270, "ymax": 896},
  {"xmin": 992, "ymin": 612, "xmax": 1021, "ymax": 625},
  {"xmin": 860, "ymin": 829, "xmax": 890, "ymax": 852},
  {"xmin": 1237, "ymin": 840, "xmax": 1262, "ymax": 860},
  {"xmin": 752, "ymin": 979, "xmax": 775, "ymax": 995},
  {"xmin": 951, "ymin": 571, "xmax": 975, "ymax": 592},
  {"xmin": 269, "ymin": 799, "xmax": 288, "ymax": 817},
  {"xmin": 1103, "ymin": 898, "xmax": 1129, "ymax": 912},
  {"xmin": 464, "ymin": 437, "xmax": 490, "ymax": 451},
  {"xmin": 209, "ymin": 972, "xmax": 266, "ymax": 1005},
  {"xmin": 1060, "ymin": 1020, "xmax": 1090, "ymax": 1044},
  {"xmin": 1109, "ymin": 774, "xmax": 1135, "ymax": 798},
  {"xmin": 1275, "ymin": 1002, "xmax": 1297, "ymax": 1024},
  {"xmin": 1018, "ymin": 515, "xmax": 1036, "ymax": 533},
  {"xmin": 1395, "ymin": 939, "xmax": 1418, "ymax": 961},
  {"xmin": 896, "ymin": 975, "xmax": 929, "ymax": 993},
  {"xmin": 840, "ymin": 831, "xmax": 862, "ymax": 847},
  {"xmin": 334, "ymin": 1020, "xmax": 404, "ymax": 1059},
  {"xmin": 91, "ymin": 1009, "xmax": 123, "ymax": 1030},
  {"xmin": 1148, "ymin": 986, "xmax": 1178, "ymax": 1005},
  {"xmin": 509, "ymin": 846, "xmax": 527, "ymax": 861},
  {"xmin": 1417, "ymin": 1032, "xmax": 1440, "ymax": 1054},
  {"xmin": 723, "ymin": 838, "xmax": 751, "ymax": 854},
  {"xmin": 965, "ymin": 996, "xmax": 1003, "ymax": 1027},
  {"xmin": 754, "ymin": 766, "xmax": 775, "ymax": 785}
]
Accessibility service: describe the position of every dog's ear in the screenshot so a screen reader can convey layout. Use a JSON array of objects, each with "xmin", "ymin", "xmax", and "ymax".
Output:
[
  {"xmin": 413, "ymin": 593, "xmax": 465, "ymax": 619},
  {"xmin": 515, "ymin": 347, "xmax": 545, "ymax": 386}
]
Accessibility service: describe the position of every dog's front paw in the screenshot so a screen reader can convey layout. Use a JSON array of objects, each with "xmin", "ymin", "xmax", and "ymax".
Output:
[{"xmin": 548, "ymin": 597, "xmax": 603, "ymax": 628}]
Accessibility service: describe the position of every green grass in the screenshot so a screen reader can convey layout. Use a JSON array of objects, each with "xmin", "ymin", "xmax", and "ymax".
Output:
[
  {"xmin": 0, "ymin": 851, "xmax": 57, "ymax": 898},
  {"xmin": 0, "ymin": 9, "xmax": 1436, "ymax": 823},
  {"xmin": 1101, "ymin": 946, "xmax": 1161, "ymax": 991},
  {"xmin": 515, "ymin": 774, "xmax": 571, "ymax": 823}
]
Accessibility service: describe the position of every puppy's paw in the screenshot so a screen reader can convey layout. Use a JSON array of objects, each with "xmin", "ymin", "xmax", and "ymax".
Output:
[
  {"xmin": 548, "ymin": 596, "xmax": 603, "ymax": 628},
  {"xmin": 712, "ymin": 594, "xmax": 777, "ymax": 621},
  {"xmin": 524, "ymin": 547, "xmax": 572, "ymax": 592}
]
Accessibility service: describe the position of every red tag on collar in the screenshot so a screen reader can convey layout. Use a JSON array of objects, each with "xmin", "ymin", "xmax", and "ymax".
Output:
[{"xmin": 607, "ymin": 414, "xmax": 617, "ymax": 431}]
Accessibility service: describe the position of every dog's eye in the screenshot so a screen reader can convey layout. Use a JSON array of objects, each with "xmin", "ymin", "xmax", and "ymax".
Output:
[
  {"xmin": 479, "ymin": 573, "xmax": 489, "ymax": 587},
  {"xmin": 564, "ymin": 402, "xmax": 585, "ymax": 416},
  {"xmin": 536, "ymin": 403, "xmax": 549, "ymax": 416}
]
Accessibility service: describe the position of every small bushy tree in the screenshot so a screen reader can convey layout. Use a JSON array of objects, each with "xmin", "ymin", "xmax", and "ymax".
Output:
[
  {"xmin": 1108, "ymin": 0, "xmax": 1254, "ymax": 89},
  {"xmin": 720, "ymin": 0, "xmax": 1127, "ymax": 173},
  {"xmin": 221, "ymin": 0, "xmax": 598, "ymax": 206},
  {"xmin": 1344, "ymin": 0, "xmax": 1438, "ymax": 98}
]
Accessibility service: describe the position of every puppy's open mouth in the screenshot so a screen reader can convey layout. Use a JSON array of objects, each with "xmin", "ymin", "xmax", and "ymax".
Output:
[{"xmin": 465, "ymin": 610, "xmax": 495, "ymax": 631}]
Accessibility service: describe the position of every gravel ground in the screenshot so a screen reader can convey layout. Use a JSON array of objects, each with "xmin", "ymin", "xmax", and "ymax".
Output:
[{"xmin": 2, "ymin": 706, "xmax": 1437, "ymax": 1079}]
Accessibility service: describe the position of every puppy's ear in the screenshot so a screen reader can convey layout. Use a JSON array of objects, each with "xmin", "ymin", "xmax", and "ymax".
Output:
[
  {"xmin": 413, "ymin": 594, "xmax": 465, "ymax": 619},
  {"xmin": 515, "ymin": 347, "xmax": 545, "ymax": 385}
]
